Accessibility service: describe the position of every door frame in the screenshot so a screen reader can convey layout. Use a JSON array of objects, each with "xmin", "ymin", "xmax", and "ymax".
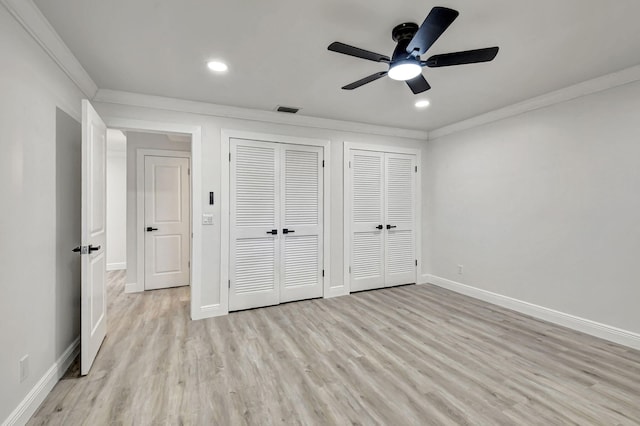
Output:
[
  {"xmin": 99, "ymin": 117, "xmax": 205, "ymax": 320},
  {"xmin": 343, "ymin": 142, "xmax": 423, "ymax": 294},
  {"xmin": 221, "ymin": 129, "xmax": 332, "ymax": 313},
  {"xmin": 135, "ymin": 149, "xmax": 192, "ymax": 292}
]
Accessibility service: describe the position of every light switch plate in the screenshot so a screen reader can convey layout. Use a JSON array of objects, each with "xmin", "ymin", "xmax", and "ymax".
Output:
[{"xmin": 202, "ymin": 214, "xmax": 214, "ymax": 225}]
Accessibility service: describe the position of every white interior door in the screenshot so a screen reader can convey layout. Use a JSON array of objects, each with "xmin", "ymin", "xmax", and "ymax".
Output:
[
  {"xmin": 229, "ymin": 139, "xmax": 281, "ymax": 311},
  {"xmin": 349, "ymin": 150, "xmax": 386, "ymax": 292},
  {"xmin": 384, "ymin": 153, "xmax": 416, "ymax": 286},
  {"xmin": 80, "ymin": 100, "xmax": 107, "ymax": 375},
  {"xmin": 279, "ymin": 144, "xmax": 324, "ymax": 303},
  {"xmin": 144, "ymin": 155, "xmax": 190, "ymax": 290}
]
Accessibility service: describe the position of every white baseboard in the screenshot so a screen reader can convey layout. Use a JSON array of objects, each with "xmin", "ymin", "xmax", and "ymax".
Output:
[
  {"xmin": 2, "ymin": 337, "xmax": 80, "ymax": 426},
  {"xmin": 124, "ymin": 282, "xmax": 142, "ymax": 293},
  {"xmin": 106, "ymin": 262, "xmax": 126, "ymax": 271},
  {"xmin": 192, "ymin": 303, "xmax": 227, "ymax": 320},
  {"xmin": 325, "ymin": 286, "xmax": 349, "ymax": 299},
  {"xmin": 426, "ymin": 274, "xmax": 640, "ymax": 351}
]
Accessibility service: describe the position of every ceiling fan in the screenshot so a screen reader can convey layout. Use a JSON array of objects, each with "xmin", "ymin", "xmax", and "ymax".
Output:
[{"xmin": 327, "ymin": 6, "xmax": 499, "ymax": 94}]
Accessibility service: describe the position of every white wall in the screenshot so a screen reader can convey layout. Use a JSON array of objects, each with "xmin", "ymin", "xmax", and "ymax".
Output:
[
  {"xmin": 0, "ymin": 4, "xmax": 84, "ymax": 423},
  {"xmin": 125, "ymin": 132, "xmax": 191, "ymax": 290},
  {"xmin": 426, "ymin": 80, "xmax": 640, "ymax": 336},
  {"xmin": 106, "ymin": 129, "xmax": 127, "ymax": 270},
  {"xmin": 94, "ymin": 101, "xmax": 429, "ymax": 312}
]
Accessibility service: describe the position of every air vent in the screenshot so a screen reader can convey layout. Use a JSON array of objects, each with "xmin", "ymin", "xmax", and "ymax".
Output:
[{"xmin": 276, "ymin": 105, "xmax": 300, "ymax": 114}]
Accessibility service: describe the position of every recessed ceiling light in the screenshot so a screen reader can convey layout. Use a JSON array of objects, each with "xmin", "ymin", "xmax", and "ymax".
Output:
[
  {"xmin": 207, "ymin": 60, "xmax": 228, "ymax": 72},
  {"xmin": 415, "ymin": 99, "xmax": 430, "ymax": 108}
]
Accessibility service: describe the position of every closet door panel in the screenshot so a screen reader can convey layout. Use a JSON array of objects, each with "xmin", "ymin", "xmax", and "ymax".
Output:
[
  {"xmin": 384, "ymin": 153, "xmax": 416, "ymax": 286},
  {"xmin": 280, "ymin": 145, "xmax": 324, "ymax": 303},
  {"xmin": 229, "ymin": 139, "xmax": 280, "ymax": 311},
  {"xmin": 350, "ymin": 150, "xmax": 385, "ymax": 292}
]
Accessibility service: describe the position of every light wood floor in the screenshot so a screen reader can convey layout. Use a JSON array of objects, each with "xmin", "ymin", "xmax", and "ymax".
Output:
[{"xmin": 29, "ymin": 270, "xmax": 640, "ymax": 425}]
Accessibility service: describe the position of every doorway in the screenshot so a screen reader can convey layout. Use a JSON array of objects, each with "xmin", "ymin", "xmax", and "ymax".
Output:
[
  {"xmin": 343, "ymin": 142, "xmax": 423, "ymax": 294},
  {"xmin": 105, "ymin": 131, "xmax": 192, "ymax": 294},
  {"xmin": 228, "ymin": 138, "xmax": 325, "ymax": 311}
]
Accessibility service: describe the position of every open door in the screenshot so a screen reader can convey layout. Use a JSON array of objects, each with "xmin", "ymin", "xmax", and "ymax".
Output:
[{"xmin": 78, "ymin": 99, "xmax": 107, "ymax": 375}]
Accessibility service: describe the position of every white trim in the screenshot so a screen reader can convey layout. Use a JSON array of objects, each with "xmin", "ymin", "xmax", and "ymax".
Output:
[
  {"xmin": 135, "ymin": 149, "xmax": 191, "ymax": 294},
  {"xmin": 95, "ymin": 89, "xmax": 430, "ymax": 141},
  {"xmin": 1, "ymin": 0, "xmax": 98, "ymax": 98},
  {"xmin": 2, "ymin": 338, "xmax": 79, "ymax": 426},
  {"xmin": 429, "ymin": 64, "xmax": 640, "ymax": 140},
  {"xmin": 124, "ymin": 282, "xmax": 138, "ymax": 293},
  {"xmin": 343, "ymin": 142, "xmax": 422, "ymax": 295},
  {"xmin": 101, "ymin": 117, "xmax": 203, "ymax": 320},
  {"xmin": 106, "ymin": 262, "xmax": 126, "ymax": 271},
  {"xmin": 426, "ymin": 275, "xmax": 640, "ymax": 351},
  {"xmin": 192, "ymin": 304, "xmax": 227, "ymax": 320},
  {"xmin": 220, "ymin": 129, "xmax": 332, "ymax": 312}
]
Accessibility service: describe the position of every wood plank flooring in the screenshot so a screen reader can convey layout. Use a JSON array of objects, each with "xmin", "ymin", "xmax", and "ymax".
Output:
[{"xmin": 29, "ymin": 270, "xmax": 640, "ymax": 425}]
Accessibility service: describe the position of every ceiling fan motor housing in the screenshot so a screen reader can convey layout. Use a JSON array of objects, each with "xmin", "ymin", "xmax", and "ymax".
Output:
[{"xmin": 392, "ymin": 22, "xmax": 420, "ymax": 60}]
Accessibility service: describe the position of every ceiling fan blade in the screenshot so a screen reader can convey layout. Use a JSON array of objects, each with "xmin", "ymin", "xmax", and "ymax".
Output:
[
  {"xmin": 406, "ymin": 74, "xmax": 431, "ymax": 94},
  {"xmin": 328, "ymin": 42, "xmax": 390, "ymax": 63},
  {"xmin": 425, "ymin": 47, "xmax": 499, "ymax": 67},
  {"xmin": 406, "ymin": 7, "xmax": 459, "ymax": 56},
  {"xmin": 342, "ymin": 71, "xmax": 388, "ymax": 90}
]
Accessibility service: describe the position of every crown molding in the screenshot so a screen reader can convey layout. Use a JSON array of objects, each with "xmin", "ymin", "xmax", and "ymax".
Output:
[
  {"xmin": 1, "ymin": 0, "xmax": 98, "ymax": 98},
  {"xmin": 94, "ymin": 89, "xmax": 430, "ymax": 141},
  {"xmin": 430, "ymin": 64, "xmax": 640, "ymax": 140}
]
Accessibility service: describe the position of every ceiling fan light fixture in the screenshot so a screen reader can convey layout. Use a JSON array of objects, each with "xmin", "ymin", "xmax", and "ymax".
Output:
[{"xmin": 388, "ymin": 61, "xmax": 422, "ymax": 81}]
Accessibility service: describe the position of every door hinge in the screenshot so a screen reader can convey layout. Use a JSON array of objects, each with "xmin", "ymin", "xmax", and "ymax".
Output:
[
  {"xmin": 349, "ymin": 161, "xmax": 351, "ymax": 168},
  {"xmin": 322, "ymin": 160, "xmax": 325, "ymax": 168},
  {"xmin": 415, "ymin": 259, "xmax": 418, "ymax": 266},
  {"xmin": 229, "ymin": 152, "xmax": 231, "ymax": 162},
  {"xmin": 322, "ymin": 269, "xmax": 325, "ymax": 277},
  {"xmin": 188, "ymin": 168, "xmax": 190, "ymax": 175},
  {"xmin": 349, "ymin": 266, "xmax": 351, "ymax": 273},
  {"xmin": 415, "ymin": 166, "xmax": 418, "ymax": 172},
  {"xmin": 188, "ymin": 261, "xmax": 190, "ymax": 268},
  {"xmin": 228, "ymin": 280, "xmax": 230, "ymax": 288}
]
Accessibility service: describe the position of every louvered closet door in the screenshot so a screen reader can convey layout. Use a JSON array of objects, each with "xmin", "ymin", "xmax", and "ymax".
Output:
[
  {"xmin": 279, "ymin": 144, "xmax": 324, "ymax": 303},
  {"xmin": 350, "ymin": 150, "xmax": 386, "ymax": 292},
  {"xmin": 229, "ymin": 139, "xmax": 280, "ymax": 311},
  {"xmin": 384, "ymin": 153, "xmax": 416, "ymax": 286}
]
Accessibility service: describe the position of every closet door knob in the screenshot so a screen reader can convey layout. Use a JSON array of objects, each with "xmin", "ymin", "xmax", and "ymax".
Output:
[
  {"xmin": 283, "ymin": 229, "xmax": 295, "ymax": 234},
  {"xmin": 376, "ymin": 225, "xmax": 384, "ymax": 230},
  {"xmin": 386, "ymin": 225, "xmax": 397, "ymax": 229},
  {"xmin": 266, "ymin": 229, "xmax": 278, "ymax": 235}
]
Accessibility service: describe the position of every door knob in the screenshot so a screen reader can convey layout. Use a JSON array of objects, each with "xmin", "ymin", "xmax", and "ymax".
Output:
[
  {"xmin": 72, "ymin": 245, "xmax": 99, "ymax": 254},
  {"xmin": 375, "ymin": 225, "xmax": 383, "ymax": 230},
  {"xmin": 146, "ymin": 227, "xmax": 158, "ymax": 232},
  {"xmin": 386, "ymin": 225, "xmax": 397, "ymax": 229},
  {"xmin": 266, "ymin": 229, "xmax": 278, "ymax": 235},
  {"xmin": 282, "ymin": 229, "xmax": 295, "ymax": 234}
]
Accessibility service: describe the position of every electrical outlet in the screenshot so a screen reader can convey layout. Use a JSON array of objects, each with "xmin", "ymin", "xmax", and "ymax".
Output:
[
  {"xmin": 457, "ymin": 264, "xmax": 464, "ymax": 275},
  {"xmin": 19, "ymin": 355, "xmax": 29, "ymax": 383}
]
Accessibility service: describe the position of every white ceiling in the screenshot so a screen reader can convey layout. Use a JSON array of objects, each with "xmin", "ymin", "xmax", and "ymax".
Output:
[{"xmin": 34, "ymin": 0, "xmax": 640, "ymax": 131}]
